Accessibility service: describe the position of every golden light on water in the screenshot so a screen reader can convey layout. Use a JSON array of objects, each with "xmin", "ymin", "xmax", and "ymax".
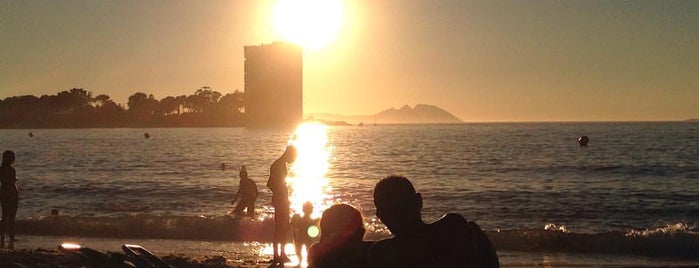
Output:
[
  {"xmin": 287, "ymin": 122, "xmax": 332, "ymax": 218},
  {"xmin": 259, "ymin": 122, "xmax": 331, "ymax": 267},
  {"xmin": 272, "ymin": 0, "xmax": 344, "ymax": 50}
]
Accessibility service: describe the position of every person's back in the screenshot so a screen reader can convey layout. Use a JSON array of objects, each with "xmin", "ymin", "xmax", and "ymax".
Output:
[
  {"xmin": 370, "ymin": 213, "xmax": 498, "ymax": 267},
  {"xmin": 370, "ymin": 175, "xmax": 499, "ymax": 268},
  {"xmin": 0, "ymin": 165, "xmax": 17, "ymax": 197},
  {"xmin": 240, "ymin": 177, "xmax": 258, "ymax": 202}
]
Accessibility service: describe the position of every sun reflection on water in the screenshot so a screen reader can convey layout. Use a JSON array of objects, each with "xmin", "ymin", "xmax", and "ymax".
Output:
[
  {"xmin": 287, "ymin": 122, "xmax": 332, "ymax": 218},
  {"xmin": 259, "ymin": 122, "xmax": 332, "ymax": 267}
]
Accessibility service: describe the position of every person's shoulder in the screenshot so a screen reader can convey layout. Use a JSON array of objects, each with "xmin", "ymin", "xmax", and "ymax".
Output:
[
  {"xmin": 370, "ymin": 237, "xmax": 398, "ymax": 254},
  {"xmin": 291, "ymin": 214, "xmax": 301, "ymax": 222},
  {"xmin": 432, "ymin": 213, "xmax": 486, "ymax": 240},
  {"xmin": 434, "ymin": 213, "xmax": 469, "ymax": 229}
]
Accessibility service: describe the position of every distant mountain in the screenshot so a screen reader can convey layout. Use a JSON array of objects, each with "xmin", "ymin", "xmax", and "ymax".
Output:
[
  {"xmin": 684, "ymin": 118, "xmax": 699, "ymax": 122},
  {"xmin": 306, "ymin": 104, "xmax": 463, "ymax": 125}
]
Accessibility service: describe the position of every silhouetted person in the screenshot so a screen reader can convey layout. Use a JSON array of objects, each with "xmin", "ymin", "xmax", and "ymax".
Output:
[
  {"xmin": 578, "ymin": 135, "xmax": 589, "ymax": 146},
  {"xmin": 231, "ymin": 165, "xmax": 258, "ymax": 217},
  {"xmin": 0, "ymin": 151, "xmax": 18, "ymax": 248},
  {"xmin": 267, "ymin": 145, "xmax": 297, "ymax": 265},
  {"xmin": 308, "ymin": 204, "xmax": 371, "ymax": 268},
  {"xmin": 291, "ymin": 201, "xmax": 319, "ymax": 266},
  {"xmin": 369, "ymin": 175, "xmax": 499, "ymax": 268}
]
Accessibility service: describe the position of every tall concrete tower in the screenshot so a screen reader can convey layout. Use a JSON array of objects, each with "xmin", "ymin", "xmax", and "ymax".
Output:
[{"xmin": 244, "ymin": 42, "xmax": 303, "ymax": 128}]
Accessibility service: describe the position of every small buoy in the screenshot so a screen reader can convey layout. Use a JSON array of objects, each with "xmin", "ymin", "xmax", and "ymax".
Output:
[
  {"xmin": 28, "ymin": 132, "xmax": 34, "ymax": 138},
  {"xmin": 144, "ymin": 133, "xmax": 151, "ymax": 139},
  {"xmin": 578, "ymin": 135, "xmax": 589, "ymax": 146}
]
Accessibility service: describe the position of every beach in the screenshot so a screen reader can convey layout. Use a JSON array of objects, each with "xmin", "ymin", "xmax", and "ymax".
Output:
[{"xmin": 3, "ymin": 235, "xmax": 699, "ymax": 267}]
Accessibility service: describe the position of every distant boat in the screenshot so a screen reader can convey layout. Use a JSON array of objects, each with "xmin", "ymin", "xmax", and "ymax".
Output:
[
  {"xmin": 358, "ymin": 122, "xmax": 364, "ymax": 126},
  {"xmin": 144, "ymin": 133, "xmax": 151, "ymax": 139},
  {"xmin": 28, "ymin": 132, "xmax": 34, "ymax": 137}
]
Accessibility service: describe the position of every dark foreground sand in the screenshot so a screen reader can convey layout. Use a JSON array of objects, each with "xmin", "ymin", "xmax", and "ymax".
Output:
[{"xmin": 0, "ymin": 249, "xmax": 275, "ymax": 268}]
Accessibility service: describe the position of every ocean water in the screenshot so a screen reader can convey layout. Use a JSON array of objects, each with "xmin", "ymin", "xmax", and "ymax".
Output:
[{"xmin": 1, "ymin": 122, "xmax": 699, "ymax": 259}]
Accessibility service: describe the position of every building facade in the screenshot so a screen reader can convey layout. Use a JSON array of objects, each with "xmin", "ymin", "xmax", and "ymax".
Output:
[{"xmin": 244, "ymin": 42, "xmax": 303, "ymax": 128}]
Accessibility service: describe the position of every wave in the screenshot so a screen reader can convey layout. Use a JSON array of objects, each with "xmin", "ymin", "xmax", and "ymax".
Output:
[
  {"xmin": 16, "ymin": 216, "xmax": 699, "ymax": 258},
  {"xmin": 489, "ymin": 223, "xmax": 699, "ymax": 258}
]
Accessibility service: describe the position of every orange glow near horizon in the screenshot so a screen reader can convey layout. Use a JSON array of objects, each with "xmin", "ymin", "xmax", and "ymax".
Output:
[{"xmin": 272, "ymin": 0, "xmax": 344, "ymax": 50}]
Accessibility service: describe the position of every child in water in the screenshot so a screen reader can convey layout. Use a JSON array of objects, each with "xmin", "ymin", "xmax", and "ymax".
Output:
[{"xmin": 290, "ymin": 201, "xmax": 319, "ymax": 266}]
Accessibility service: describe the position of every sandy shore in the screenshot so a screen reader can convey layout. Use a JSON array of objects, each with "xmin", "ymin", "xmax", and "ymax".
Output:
[
  {"xmin": 0, "ymin": 248, "xmax": 274, "ymax": 268},
  {"xmin": 3, "ymin": 236, "xmax": 699, "ymax": 267}
]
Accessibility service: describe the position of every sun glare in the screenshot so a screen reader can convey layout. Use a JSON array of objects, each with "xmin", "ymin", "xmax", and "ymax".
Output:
[
  {"xmin": 287, "ymin": 122, "xmax": 332, "ymax": 218},
  {"xmin": 273, "ymin": 0, "xmax": 344, "ymax": 50}
]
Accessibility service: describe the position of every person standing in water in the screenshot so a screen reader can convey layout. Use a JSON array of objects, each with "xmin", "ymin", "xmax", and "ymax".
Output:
[
  {"xmin": 0, "ymin": 150, "xmax": 18, "ymax": 248},
  {"xmin": 267, "ymin": 145, "xmax": 297, "ymax": 265},
  {"xmin": 291, "ymin": 201, "xmax": 319, "ymax": 266},
  {"xmin": 231, "ymin": 165, "xmax": 258, "ymax": 217}
]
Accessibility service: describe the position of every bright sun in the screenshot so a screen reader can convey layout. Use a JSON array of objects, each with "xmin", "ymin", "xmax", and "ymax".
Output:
[{"xmin": 272, "ymin": 0, "xmax": 344, "ymax": 50}]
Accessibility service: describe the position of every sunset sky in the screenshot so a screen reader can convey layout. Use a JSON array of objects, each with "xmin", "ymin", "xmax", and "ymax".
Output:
[{"xmin": 1, "ymin": 0, "xmax": 697, "ymax": 121}]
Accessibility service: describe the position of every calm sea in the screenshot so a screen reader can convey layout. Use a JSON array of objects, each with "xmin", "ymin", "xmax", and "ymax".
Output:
[{"xmin": 1, "ymin": 122, "xmax": 698, "ymax": 258}]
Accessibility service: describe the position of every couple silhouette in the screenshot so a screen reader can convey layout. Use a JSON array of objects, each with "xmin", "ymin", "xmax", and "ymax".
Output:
[{"xmin": 269, "ymin": 146, "xmax": 499, "ymax": 268}]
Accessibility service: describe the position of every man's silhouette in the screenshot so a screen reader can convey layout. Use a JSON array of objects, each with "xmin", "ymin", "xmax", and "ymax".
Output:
[
  {"xmin": 267, "ymin": 145, "xmax": 297, "ymax": 264},
  {"xmin": 370, "ymin": 175, "xmax": 499, "ymax": 268}
]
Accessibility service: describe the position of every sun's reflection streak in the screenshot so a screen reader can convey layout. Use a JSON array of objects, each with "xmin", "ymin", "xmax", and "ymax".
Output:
[
  {"xmin": 258, "ymin": 122, "xmax": 333, "ymax": 266},
  {"xmin": 287, "ymin": 122, "xmax": 333, "ymax": 218}
]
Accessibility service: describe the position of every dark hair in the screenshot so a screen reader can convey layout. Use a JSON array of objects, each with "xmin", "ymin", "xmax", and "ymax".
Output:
[
  {"xmin": 320, "ymin": 204, "xmax": 364, "ymax": 243},
  {"xmin": 373, "ymin": 175, "xmax": 417, "ymax": 208},
  {"xmin": 1, "ymin": 150, "xmax": 15, "ymax": 167}
]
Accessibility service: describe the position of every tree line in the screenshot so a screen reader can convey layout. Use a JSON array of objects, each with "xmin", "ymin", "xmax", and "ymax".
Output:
[{"xmin": 0, "ymin": 87, "xmax": 245, "ymax": 128}]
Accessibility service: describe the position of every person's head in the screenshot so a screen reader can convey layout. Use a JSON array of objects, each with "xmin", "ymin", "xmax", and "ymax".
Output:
[
  {"xmin": 239, "ymin": 165, "xmax": 248, "ymax": 179},
  {"xmin": 373, "ymin": 175, "xmax": 423, "ymax": 236},
  {"xmin": 302, "ymin": 201, "xmax": 314, "ymax": 216},
  {"xmin": 319, "ymin": 204, "xmax": 365, "ymax": 246},
  {"xmin": 281, "ymin": 145, "xmax": 297, "ymax": 163},
  {"xmin": 1, "ymin": 150, "xmax": 15, "ymax": 167}
]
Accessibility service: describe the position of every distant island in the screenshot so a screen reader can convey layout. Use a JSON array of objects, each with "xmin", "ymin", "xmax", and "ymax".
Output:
[
  {"xmin": 306, "ymin": 104, "xmax": 463, "ymax": 125},
  {"xmin": 684, "ymin": 118, "xmax": 699, "ymax": 122}
]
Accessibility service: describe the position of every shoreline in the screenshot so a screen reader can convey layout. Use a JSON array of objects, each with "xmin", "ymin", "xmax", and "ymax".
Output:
[{"xmin": 2, "ymin": 235, "xmax": 699, "ymax": 268}]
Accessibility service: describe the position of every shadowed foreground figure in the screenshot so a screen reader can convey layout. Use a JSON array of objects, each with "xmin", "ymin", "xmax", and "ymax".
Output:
[
  {"xmin": 308, "ymin": 204, "xmax": 371, "ymax": 268},
  {"xmin": 267, "ymin": 145, "xmax": 297, "ymax": 265},
  {"xmin": 0, "ymin": 150, "xmax": 18, "ymax": 249},
  {"xmin": 370, "ymin": 175, "xmax": 499, "ymax": 268}
]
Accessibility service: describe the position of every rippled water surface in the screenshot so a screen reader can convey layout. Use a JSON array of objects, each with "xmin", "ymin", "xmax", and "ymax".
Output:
[{"xmin": 2, "ymin": 122, "xmax": 699, "ymax": 234}]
